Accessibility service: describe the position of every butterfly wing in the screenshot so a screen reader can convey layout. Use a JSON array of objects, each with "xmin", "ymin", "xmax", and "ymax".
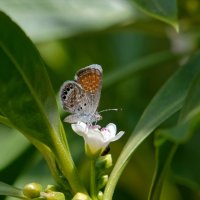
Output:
[
  {"xmin": 75, "ymin": 64, "xmax": 102, "ymax": 115},
  {"xmin": 60, "ymin": 81, "xmax": 86, "ymax": 113},
  {"xmin": 60, "ymin": 80, "xmax": 93, "ymax": 123},
  {"xmin": 60, "ymin": 64, "xmax": 103, "ymax": 124}
]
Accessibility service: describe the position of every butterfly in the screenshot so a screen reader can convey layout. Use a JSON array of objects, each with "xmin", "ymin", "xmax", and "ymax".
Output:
[{"xmin": 60, "ymin": 64, "xmax": 102, "ymax": 124}]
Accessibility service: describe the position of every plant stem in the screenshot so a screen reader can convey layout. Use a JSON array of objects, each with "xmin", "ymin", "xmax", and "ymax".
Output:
[
  {"xmin": 52, "ymin": 123, "xmax": 87, "ymax": 195},
  {"xmin": 90, "ymin": 159, "xmax": 98, "ymax": 200}
]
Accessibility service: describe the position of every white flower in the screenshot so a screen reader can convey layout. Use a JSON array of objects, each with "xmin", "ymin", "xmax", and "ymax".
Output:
[{"xmin": 71, "ymin": 122, "xmax": 124, "ymax": 156}]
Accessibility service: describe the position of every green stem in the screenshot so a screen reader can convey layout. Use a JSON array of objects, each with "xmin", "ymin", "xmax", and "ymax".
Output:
[
  {"xmin": 90, "ymin": 159, "xmax": 98, "ymax": 200},
  {"xmin": 52, "ymin": 123, "xmax": 88, "ymax": 195}
]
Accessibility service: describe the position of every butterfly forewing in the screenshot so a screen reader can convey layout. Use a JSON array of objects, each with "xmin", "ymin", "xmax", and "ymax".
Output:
[{"xmin": 75, "ymin": 64, "xmax": 102, "ymax": 114}]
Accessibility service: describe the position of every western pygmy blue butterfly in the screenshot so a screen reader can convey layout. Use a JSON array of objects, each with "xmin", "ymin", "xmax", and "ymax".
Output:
[{"xmin": 60, "ymin": 64, "xmax": 102, "ymax": 124}]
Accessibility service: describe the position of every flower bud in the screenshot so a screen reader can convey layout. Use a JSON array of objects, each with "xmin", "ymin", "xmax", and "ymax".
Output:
[
  {"xmin": 97, "ymin": 191, "xmax": 103, "ymax": 200},
  {"xmin": 95, "ymin": 154, "xmax": 112, "ymax": 170},
  {"xmin": 41, "ymin": 191, "xmax": 65, "ymax": 200},
  {"xmin": 72, "ymin": 193, "xmax": 91, "ymax": 200},
  {"xmin": 22, "ymin": 182, "xmax": 42, "ymax": 198},
  {"xmin": 97, "ymin": 175, "xmax": 108, "ymax": 190},
  {"xmin": 45, "ymin": 185, "xmax": 57, "ymax": 193}
]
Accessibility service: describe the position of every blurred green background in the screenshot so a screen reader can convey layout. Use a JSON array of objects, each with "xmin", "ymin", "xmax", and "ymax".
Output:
[{"xmin": 0, "ymin": 0, "xmax": 200, "ymax": 199}]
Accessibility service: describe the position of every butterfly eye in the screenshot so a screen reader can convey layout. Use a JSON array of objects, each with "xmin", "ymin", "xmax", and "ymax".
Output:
[{"xmin": 84, "ymin": 103, "xmax": 87, "ymax": 106}]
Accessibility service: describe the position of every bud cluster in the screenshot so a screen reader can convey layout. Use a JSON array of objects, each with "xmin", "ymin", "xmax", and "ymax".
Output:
[
  {"xmin": 22, "ymin": 183, "xmax": 65, "ymax": 200},
  {"xmin": 95, "ymin": 154, "xmax": 113, "ymax": 199}
]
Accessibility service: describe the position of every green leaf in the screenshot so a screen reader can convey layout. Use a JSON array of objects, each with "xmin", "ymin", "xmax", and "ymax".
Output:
[
  {"xmin": 0, "ymin": 0, "xmax": 135, "ymax": 42},
  {"xmin": 171, "ymin": 73, "xmax": 200, "ymax": 191},
  {"xmin": 132, "ymin": 0, "xmax": 178, "ymax": 31},
  {"xmin": 148, "ymin": 139, "xmax": 177, "ymax": 200},
  {"xmin": 179, "ymin": 72, "xmax": 200, "ymax": 122},
  {"xmin": 172, "ymin": 133, "xmax": 200, "ymax": 192},
  {"xmin": 103, "ymin": 50, "xmax": 178, "ymax": 88},
  {"xmin": 0, "ymin": 11, "xmax": 86, "ymax": 194},
  {"xmin": 157, "ymin": 71, "xmax": 200, "ymax": 144},
  {"xmin": 104, "ymin": 52, "xmax": 200, "ymax": 199},
  {"xmin": 0, "ymin": 125, "xmax": 30, "ymax": 170},
  {"xmin": 0, "ymin": 11, "xmax": 61, "ymax": 148},
  {"xmin": 0, "ymin": 146, "xmax": 36, "ymax": 188},
  {"xmin": 0, "ymin": 182, "xmax": 26, "ymax": 199},
  {"xmin": 149, "ymin": 66, "xmax": 200, "ymax": 200},
  {"xmin": 150, "ymin": 121, "xmax": 200, "ymax": 200}
]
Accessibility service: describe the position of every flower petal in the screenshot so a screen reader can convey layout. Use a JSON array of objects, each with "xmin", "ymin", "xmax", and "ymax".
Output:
[
  {"xmin": 110, "ymin": 131, "xmax": 125, "ymax": 142},
  {"xmin": 84, "ymin": 134, "xmax": 106, "ymax": 154},
  {"xmin": 71, "ymin": 122, "xmax": 88, "ymax": 137},
  {"xmin": 106, "ymin": 123, "xmax": 117, "ymax": 136},
  {"xmin": 71, "ymin": 121, "xmax": 125, "ymax": 156}
]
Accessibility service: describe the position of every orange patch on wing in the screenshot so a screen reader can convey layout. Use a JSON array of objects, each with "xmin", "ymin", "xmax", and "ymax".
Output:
[{"xmin": 77, "ymin": 69, "xmax": 101, "ymax": 93}]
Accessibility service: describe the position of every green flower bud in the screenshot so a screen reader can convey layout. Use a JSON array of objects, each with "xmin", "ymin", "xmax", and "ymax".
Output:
[
  {"xmin": 72, "ymin": 193, "xmax": 91, "ymax": 200},
  {"xmin": 95, "ymin": 154, "xmax": 112, "ymax": 170},
  {"xmin": 97, "ymin": 191, "xmax": 103, "ymax": 200},
  {"xmin": 45, "ymin": 185, "xmax": 58, "ymax": 193},
  {"xmin": 22, "ymin": 182, "xmax": 42, "ymax": 199},
  {"xmin": 97, "ymin": 175, "xmax": 108, "ymax": 190},
  {"xmin": 41, "ymin": 191, "xmax": 65, "ymax": 200}
]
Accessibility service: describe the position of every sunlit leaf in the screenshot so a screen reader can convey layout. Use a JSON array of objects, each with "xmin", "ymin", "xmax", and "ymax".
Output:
[{"xmin": 0, "ymin": 0, "xmax": 135, "ymax": 42}]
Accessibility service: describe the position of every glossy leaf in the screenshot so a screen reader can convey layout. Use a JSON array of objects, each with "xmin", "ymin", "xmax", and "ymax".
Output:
[
  {"xmin": 104, "ymin": 52, "xmax": 200, "ymax": 199},
  {"xmin": 0, "ymin": 11, "xmax": 61, "ymax": 148},
  {"xmin": 132, "ymin": 0, "xmax": 178, "ymax": 30}
]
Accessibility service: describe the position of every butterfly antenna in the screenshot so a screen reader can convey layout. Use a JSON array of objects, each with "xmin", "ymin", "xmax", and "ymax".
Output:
[{"xmin": 99, "ymin": 108, "xmax": 122, "ymax": 113}]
